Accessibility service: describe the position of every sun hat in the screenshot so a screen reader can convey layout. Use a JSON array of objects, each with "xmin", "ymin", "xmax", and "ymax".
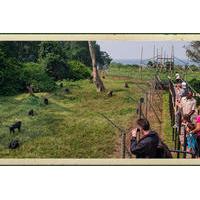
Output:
[{"xmin": 182, "ymin": 81, "xmax": 187, "ymax": 88}]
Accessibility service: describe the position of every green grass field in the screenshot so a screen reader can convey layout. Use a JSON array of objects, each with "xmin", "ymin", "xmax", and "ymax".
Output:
[
  {"xmin": 0, "ymin": 68, "xmax": 151, "ymax": 158},
  {"xmin": 0, "ymin": 66, "xmax": 199, "ymax": 158}
]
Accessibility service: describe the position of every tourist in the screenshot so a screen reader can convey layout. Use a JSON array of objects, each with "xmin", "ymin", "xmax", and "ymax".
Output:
[
  {"xmin": 180, "ymin": 91, "xmax": 197, "ymax": 122},
  {"xmin": 130, "ymin": 118, "xmax": 159, "ymax": 158},
  {"xmin": 181, "ymin": 81, "xmax": 188, "ymax": 97},
  {"xmin": 186, "ymin": 123, "xmax": 198, "ymax": 156},
  {"xmin": 179, "ymin": 114, "xmax": 191, "ymax": 146},
  {"xmin": 174, "ymin": 91, "xmax": 196, "ymax": 128},
  {"xmin": 190, "ymin": 115, "xmax": 200, "ymax": 156},
  {"xmin": 175, "ymin": 83, "xmax": 184, "ymax": 102}
]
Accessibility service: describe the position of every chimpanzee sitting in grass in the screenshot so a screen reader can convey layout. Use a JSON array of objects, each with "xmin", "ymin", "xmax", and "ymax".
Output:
[
  {"xmin": 107, "ymin": 90, "xmax": 113, "ymax": 97},
  {"xmin": 44, "ymin": 98, "xmax": 49, "ymax": 105},
  {"xmin": 64, "ymin": 88, "xmax": 70, "ymax": 93},
  {"xmin": 124, "ymin": 82, "xmax": 129, "ymax": 88},
  {"xmin": 8, "ymin": 140, "xmax": 20, "ymax": 149},
  {"xmin": 28, "ymin": 109, "xmax": 34, "ymax": 116}
]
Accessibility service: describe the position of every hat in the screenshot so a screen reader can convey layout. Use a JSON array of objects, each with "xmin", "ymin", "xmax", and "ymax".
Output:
[{"xmin": 182, "ymin": 82, "xmax": 186, "ymax": 88}]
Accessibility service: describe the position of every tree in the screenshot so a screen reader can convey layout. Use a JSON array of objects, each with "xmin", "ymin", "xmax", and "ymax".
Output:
[
  {"xmin": 100, "ymin": 51, "xmax": 112, "ymax": 69},
  {"xmin": 186, "ymin": 41, "xmax": 200, "ymax": 63},
  {"xmin": 38, "ymin": 42, "xmax": 70, "ymax": 81},
  {"xmin": 0, "ymin": 49, "xmax": 23, "ymax": 95},
  {"xmin": 88, "ymin": 41, "xmax": 105, "ymax": 92},
  {"xmin": 147, "ymin": 61, "xmax": 154, "ymax": 67},
  {"xmin": 0, "ymin": 41, "xmax": 40, "ymax": 62},
  {"xmin": 66, "ymin": 42, "xmax": 92, "ymax": 66},
  {"xmin": 39, "ymin": 41, "xmax": 68, "ymax": 60},
  {"xmin": 43, "ymin": 54, "xmax": 69, "ymax": 81}
]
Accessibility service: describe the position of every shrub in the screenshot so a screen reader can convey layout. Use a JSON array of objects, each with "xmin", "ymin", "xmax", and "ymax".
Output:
[
  {"xmin": 42, "ymin": 53, "xmax": 69, "ymax": 81},
  {"xmin": 21, "ymin": 62, "xmax": 56, "ymax": 92},
  {"xmin": 68, "ymin": 60, "xmax": 91, "ymax": 80},
  {"xmin": 188, "ymin": 65, "xmax": 200, "ymax": 71},
  {"xmin": 0, "ymin": 51, "xmax": 23, "ymax": 95},
  {"xmin": 189, "ymin": 78, "xmax": 200, "ymax": 93}
]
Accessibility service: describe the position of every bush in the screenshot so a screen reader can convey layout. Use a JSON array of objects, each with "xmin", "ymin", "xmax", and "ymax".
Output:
[
  {"xmin": 0, "ymin": 51, "xmax": 23, "ymax": 95},
  {"xmin": 43, "ymin": 53, "xmax": 69, "ymax": 81},
  {"xmin": 188, "ymin": 65, "xmax": 200, "ymax": 71},
  {"xmin": 68, "ymin": 60, "xmax": 91, "ymax": 80},
  {"xmin": 188, "ymin": 78, "xmax": 200, "ymax": 93},
  {"xmin": 21, "ymin": 62, "xmax": 56, "ymax": 92}
]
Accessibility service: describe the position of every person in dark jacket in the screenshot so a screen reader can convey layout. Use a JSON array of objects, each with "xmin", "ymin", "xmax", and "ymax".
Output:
[{"xmin": 130, "ymin": 118, "xmax": 159, "ymax": 158}]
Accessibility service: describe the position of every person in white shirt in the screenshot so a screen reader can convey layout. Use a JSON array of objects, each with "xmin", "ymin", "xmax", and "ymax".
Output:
[
  {"xmin": 174, "ymin": 91, "xmax": 196, "ymax": 128},
  {"xmin": 181, "ymin": 81, "xmax": 188, "ymax": 97},
  {"xmin": 175, "ymin": 83, "xmax": 184, "ymax": 102}
]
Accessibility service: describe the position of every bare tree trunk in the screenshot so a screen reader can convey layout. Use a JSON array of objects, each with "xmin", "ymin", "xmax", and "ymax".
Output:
[{"xmin": 88, "ymin": 41, "xmax": 105, "ymax": 92}]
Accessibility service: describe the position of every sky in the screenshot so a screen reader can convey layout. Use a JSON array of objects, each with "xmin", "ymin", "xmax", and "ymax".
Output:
[{"xmin": 97, "ymin": 41, "xmax": 190, "ymax": 60}]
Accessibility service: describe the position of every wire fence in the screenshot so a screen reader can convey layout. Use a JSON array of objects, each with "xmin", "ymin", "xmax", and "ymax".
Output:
[
  {"xmin": 122, "ymin": 75, "xmax": 163, "ymax": 158},
  {"xmin": 100, "ymin": 74, "xmax": 199, "ymax": 159}
]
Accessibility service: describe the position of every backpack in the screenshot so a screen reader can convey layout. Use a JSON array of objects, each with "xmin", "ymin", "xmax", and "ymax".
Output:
[
  {"xmin": 187, "ymin": 133, "xmax": 199, "ymax": 156},
  {"xmin": 156, "ymin": 140, "xmax": 173, "ymax": 158}
]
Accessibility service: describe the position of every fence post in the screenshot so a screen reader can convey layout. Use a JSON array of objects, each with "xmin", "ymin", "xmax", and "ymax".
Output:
[
  {"xmin": 149, "ymin": 88, "xmax": 152, "ymax": 111},
  {"xmin": 121, "ymin": 130, "xmax": 126, "ymax": 158},
  {"xmin": 174, "ymin": 127, "xmax": 177, "ymax": 149},
  {"xmin": 145, "ymin": 92, "xmax": 148, "ymax": 118},
  {"xmin": 177, "ymin": 112, "xmax": 182, "ymax": 158},
  {"xmin": 183, "ymin": 127, "xmax": 187, "ymax": 158},
  {"xmin": 139, "ymin": 102, "xmax": 142, "ymax": 119},
  {"xmin": 139, "ymin": 97, "xmax": 144, "ymax": 119}
]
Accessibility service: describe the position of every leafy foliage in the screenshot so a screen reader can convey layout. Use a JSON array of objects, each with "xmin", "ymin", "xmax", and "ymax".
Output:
[
  {"xmin": 65, "ymin": 41, "xmax": 92, "ymax": 66},
  {"xmin": 39, "ymin": 41, "xmax": 68, "ymax": 60},
  {"xmin": 68, "ymin": 60, "xmax": 91, "ymax": 80},
  {"xmin": 186, "ymin": 41, "xmax": 200, "ymax": 63},
  {"xmin": 0, "ymin": 41, "xmax": 40, "ymax": 62},
  {"xmin": 21, "ymin": 62, "xmax": 56, "ymax": 92},
  {"xmin": 189, "ymin": 78, "xmax": 200, "ymax": 93},
  {"xmin": 42, "ymin": 54, "xmax": 69, "ymax": 81},
  {"xmin": 0, "ymin": 50, "xmax": 23, "ymax": 95},
  {"xmin": 0, "ymin": 41, "xmax": 111, "ymax": 95}
]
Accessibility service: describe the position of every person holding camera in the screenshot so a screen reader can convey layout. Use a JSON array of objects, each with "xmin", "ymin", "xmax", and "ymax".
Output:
[{"xmin": 130, "ymin": 118, "xmax": 159, "ymax": 158}]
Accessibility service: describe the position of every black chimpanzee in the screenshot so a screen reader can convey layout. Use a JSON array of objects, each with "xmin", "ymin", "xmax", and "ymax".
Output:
[
  {"xmin": 44, "ymin": 98, "xmax": 49, "ymax": 105},
  {"xmin": 124, "ymin": 82, "xmax": 129, "ymax": 88},
  {"xmin": 8, "ymin": 140, "xmax": 20, "ymax": 149},
  {"xmin": 107, "ymin": 91, "xmax": 113, "ymax": 97},
  {"xmin": 28, "ymin": 109, "xmax": 34, "ymax": 116},
  {"xmin": 9, "ymin": 121, "xmax": 22, "ymax": 133}
]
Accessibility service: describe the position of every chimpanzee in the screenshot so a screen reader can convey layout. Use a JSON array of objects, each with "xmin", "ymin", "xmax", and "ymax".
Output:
[
  {"xmin": 107, "ymin": 90, "xmax": 113, "ymax": 97},
  {"xmin": 28, "ymin": 109, "xmax": 34, "ymax": 116},
  {"xmin": 124, "ymin": 82, "xmax": 129, "ymax": 88},
  {"xmin": 9, "ymin": 121, "xmax": 22, "ymax": 133},
  {"xmin": 44, "ymin": 98, "xmax": 49, "ymax": 105},
  {"xmin": 64, "ymin": 88, "xmax": 70, "ymax": 93},
  {"xmin": 8, "ymin": 140, "xmax": 20, "ymax": 149}
]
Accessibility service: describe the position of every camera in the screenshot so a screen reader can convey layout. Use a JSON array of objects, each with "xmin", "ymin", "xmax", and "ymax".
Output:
[{"xmin": 140, "ymin": 97, "xmax": 144, "ymax": 103}]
